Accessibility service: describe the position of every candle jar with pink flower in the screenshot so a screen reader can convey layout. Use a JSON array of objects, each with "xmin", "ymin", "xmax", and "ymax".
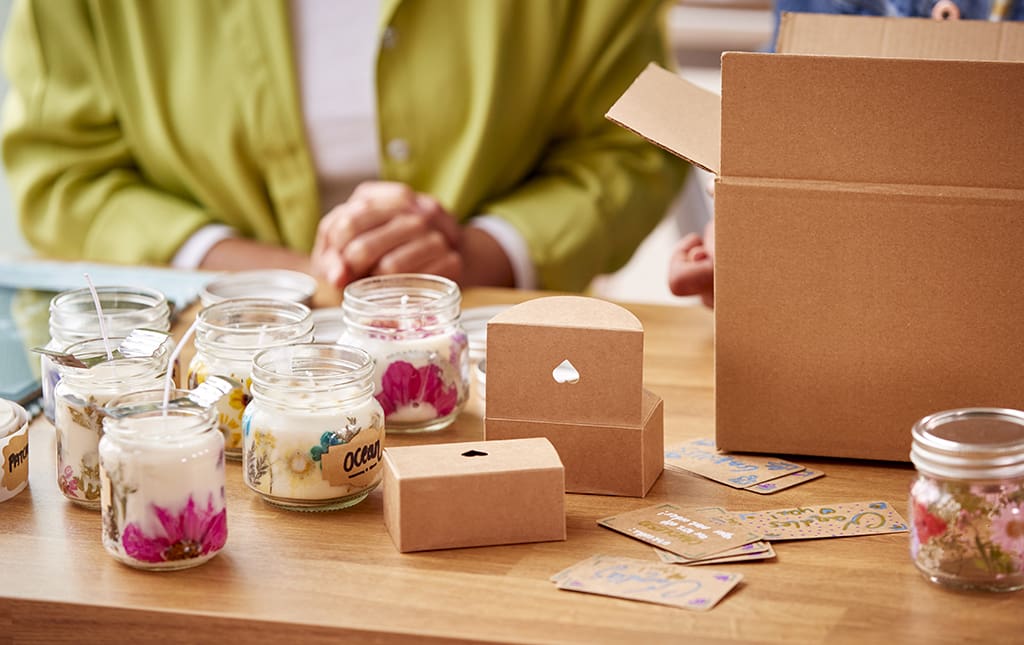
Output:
[
  {"xmin": 99, "ymin": 389, "xmax": 227, "ymax": 571},
  {"xmin": 339, "ymin": 274, "xmax": 468, "ymax": 433},
  {"xmin": 909, "ymin": 407, "xmax": 1024, "ymax": 592}
]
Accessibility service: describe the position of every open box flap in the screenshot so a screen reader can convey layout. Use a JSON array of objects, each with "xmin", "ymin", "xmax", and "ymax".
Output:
[
  {"xmin": 605, "ymin": 63, "xmax": 721, "ymax": 175},
  {"xmin": 720, "ymin": 52, "xmax": 1024, "ymax": 189},
  {"xmin": 777, "ymin": 13, "xmax": 1024, "ymax": 61}
]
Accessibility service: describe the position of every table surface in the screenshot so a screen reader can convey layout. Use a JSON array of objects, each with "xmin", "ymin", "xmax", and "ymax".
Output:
[{"xmin": 3, "ymin": 288, "xmax": 1020, "ymax": 644}]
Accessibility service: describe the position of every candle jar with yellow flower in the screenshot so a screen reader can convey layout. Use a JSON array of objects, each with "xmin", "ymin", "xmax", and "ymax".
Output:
[
  {"xmin": 242, "ymin": 344, "xmax": 384, "ymax": 511},
  {"xmin": 187, "ymin": 299, "xmax": 314, "ymax": 461}
]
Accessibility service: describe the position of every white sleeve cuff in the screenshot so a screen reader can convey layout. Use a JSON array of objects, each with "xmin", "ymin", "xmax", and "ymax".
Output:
[
  {"xmin": 467, "ymin": 215, "xmax": 537, "ymax": 290},
  {"xmin": 170, "ymin": 224, "xmax": 237, "ymax": 270}
]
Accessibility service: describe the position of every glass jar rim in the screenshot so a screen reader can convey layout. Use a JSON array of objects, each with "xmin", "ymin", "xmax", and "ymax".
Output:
[
  {"xmin": 0, "ymin": 399, "xmax": 28, "ymax": 439},
  {"xmin": 250, "ymin": 343, "xmax": 375, "ymax": 405},
  {"xmin": 195, "ymin": 298, "xmax": 314, "ymax": 352},
  {"xmin": 49, "ymin": 286, "xmax": 171, "ymax": 337},
  {"xmin": 341, "ymin": 274, "xmax": 461, "ymax": 334},
  {"xmin": 911, "ymin": 407, "xmax": 1024, "ymax": 480},
  {"xmin": 103, "ymin": 387, "xmax": 217, "ymax": 443},
  {"xmin": 58, "ymin": 336, "xmax": 171, "ymax": 381}
]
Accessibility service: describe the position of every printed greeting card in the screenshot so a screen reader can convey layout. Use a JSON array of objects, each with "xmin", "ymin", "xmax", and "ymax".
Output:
[
  {"xmin": 598, "ymin": 504, "xmax": 762, "ymax": 560},
  {"xmin": 664, "ymin": 438, "xmax": 808, "ymax": 489},
  {"xmin": 734, "ymin": 501, "xmax": 909, "ymax": 541},
  {"xmin": 552, "ymin": 554, "xmax": 743, "ymax": 611}
]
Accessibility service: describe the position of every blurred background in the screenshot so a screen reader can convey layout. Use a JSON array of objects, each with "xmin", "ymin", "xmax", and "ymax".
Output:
[{"xmin": 0, "ymin": 0, "xmax": 774, "ymax": 304}]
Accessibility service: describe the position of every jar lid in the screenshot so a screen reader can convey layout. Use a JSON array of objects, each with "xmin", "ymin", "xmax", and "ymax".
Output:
[
  {"xmin": 911, "ymin": 408, "xmax": 1024, "ymax": 480},
  {"xmin": 199, "ymin": 270, "xmax": 317, "ymax": 308}
]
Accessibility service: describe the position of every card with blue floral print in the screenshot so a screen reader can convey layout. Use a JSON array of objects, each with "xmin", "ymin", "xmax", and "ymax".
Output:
[
  {"xmin": 664, "ymin": 438, "xmax": 813, "ymax": 490},
  {"xmin": 551, "ymin": 554, "xmax": 743, "ymax": 611},
  {"xmin": 734, "ymin": 501, "xmax": 909, "ymax": 541}
]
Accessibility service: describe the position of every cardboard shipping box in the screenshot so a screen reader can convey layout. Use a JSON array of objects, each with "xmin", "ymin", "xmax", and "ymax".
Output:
[
  {"xmin": 484, "ymin": 296, "xmax": 663, "ymax": 496},
  {"xmin": 382, "ymin": 438, "xmax": 565, "ymax": 553},
  {"xmin": 608, "ymin": 14, "xmax": 1024, "ymax": 462}
]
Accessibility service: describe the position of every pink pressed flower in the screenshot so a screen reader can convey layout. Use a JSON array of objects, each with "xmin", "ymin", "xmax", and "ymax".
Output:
[
  {"xmin": 61, "ymin": 465, "xmax": 79, "ymax": 494},
  {"xmin": 990, "ymin": 503, "xmax": 1024, "ymax": 559},
  {"xmin": 122, "ymin": 494, "xmax": 227, "ymax": 563},
  {"xmin": 912, "ymin": 500, "xmax": 948, "ymax": 544},
  {"xmin": 376, "ymin": 360, "xmax": 457, "ymax": 417}
]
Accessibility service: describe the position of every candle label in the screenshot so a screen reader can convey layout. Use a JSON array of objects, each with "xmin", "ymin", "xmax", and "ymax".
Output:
[
  {"xmin": 1, "ymin": 430, "xmax": 28, "ymax": 494},
  {"xmin": 320, "ymin": 416, "xmax": 385, "ymax": 489}
]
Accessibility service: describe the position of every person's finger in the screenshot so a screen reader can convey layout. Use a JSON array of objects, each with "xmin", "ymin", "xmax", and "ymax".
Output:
[
  {"xmin": 342, "ymin": 214, "xmax": 430, "ymax": 278},
  {"xmin": 931, "ymin": 0, "xmax": 960, "ymax": 19},
  {"xmin": 352, "ymin": 181, "xmax": 419, "ymax": 210},
  {"xmin": 373, "ymin": 230, "xmax": 450, "ymax": 275},
  {"xmin": 319, "ymin": 199, "xmax": 402, "ymax": 251},
  {"xmin": 415, "ymin": 250, "xmax": 464, "ymax": 284},
  {"xmin": 415, "ymin": 194, "xmax": 461, "ymax": 247},
  {"xmin": 668, "ymin": 249, "xmax": 714, "ymax": 300}
]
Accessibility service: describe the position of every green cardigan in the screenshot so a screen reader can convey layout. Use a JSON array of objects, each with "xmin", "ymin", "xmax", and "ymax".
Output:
[{"xmin": 1, "ymin": 0, "xmax": 686, "ymax": 291}]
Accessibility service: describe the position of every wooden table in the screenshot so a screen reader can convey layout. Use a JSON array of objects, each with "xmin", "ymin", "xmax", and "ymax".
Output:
[{"xmin": 2, "ymin": 288, "xmax": 1019, "ymax": 644}]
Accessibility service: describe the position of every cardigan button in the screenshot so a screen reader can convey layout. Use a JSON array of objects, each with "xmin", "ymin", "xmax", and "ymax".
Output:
[
  {"xmin": 385, "ymin": 138, "xmax": 411, "ymax": 162},
  {"xmin": 381, "ymin": 26, "xmax": 398, "ymax": 50}
]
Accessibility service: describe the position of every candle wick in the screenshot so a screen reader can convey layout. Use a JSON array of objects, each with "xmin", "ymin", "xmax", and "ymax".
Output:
[
  {"xmin": 163, "ymin": 319, "xmax": 199, "ymax": 416},
  {"xmin": 84, "ymin": 273, "xmax": 114, "ymax": 361}
]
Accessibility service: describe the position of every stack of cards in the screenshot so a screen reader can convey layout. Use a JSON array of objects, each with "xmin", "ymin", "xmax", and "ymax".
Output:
[
  {"xmin": 597, "ymin": 504, "xmax": 770, "ymax": 565},
  {"xmin": 598, "ymin": 501, "xmax": 908, "ymax": 559},
  {"xmin": 550, "ymin": 554, "xmax": 743, "ymax": 611},
  {"xmin": 664, "ymin": 437, "xmax": 825, "ymax": 494}
]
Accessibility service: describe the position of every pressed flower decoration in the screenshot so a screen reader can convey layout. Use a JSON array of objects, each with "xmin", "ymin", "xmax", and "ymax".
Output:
[
  {"xmin": 910, "ymin": 477, "xmax": 1024, "ymax": 584},
  {"xmin": 376, "ymin": 360, "xmax": 459, "ymax": 419},
  {"xmin": 121, "ymin": 494, "xmax": 227, "ymax": 564}
]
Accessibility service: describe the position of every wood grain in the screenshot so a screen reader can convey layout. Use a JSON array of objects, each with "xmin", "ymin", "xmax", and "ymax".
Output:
[{"xmin": 2, "ymin": 288, "xmax": 1018, "ymax": 644}]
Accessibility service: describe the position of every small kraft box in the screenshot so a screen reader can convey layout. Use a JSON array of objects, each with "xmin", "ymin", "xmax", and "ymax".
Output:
[
  {"xmin": 607, "ymin": 14, "xmax": 1024, "ymax": 461},
  {"xmin": 382, "ymin": 438, "xmax": 565, "ymax": 553},
  {"xmin": 484, "ymin": 296, "xmax": 664, "ymax": 496}
]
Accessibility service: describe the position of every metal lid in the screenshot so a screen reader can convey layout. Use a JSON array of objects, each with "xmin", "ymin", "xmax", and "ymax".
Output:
[{"xmin": 911, "ymin": 408, "xmax": 1024, "ymax": 481}]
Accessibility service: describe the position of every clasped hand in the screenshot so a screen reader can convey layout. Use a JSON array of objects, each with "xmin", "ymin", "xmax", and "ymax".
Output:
[{"xmin": 312, "ymin": 182, "xmax": 463, "ymax": 289}]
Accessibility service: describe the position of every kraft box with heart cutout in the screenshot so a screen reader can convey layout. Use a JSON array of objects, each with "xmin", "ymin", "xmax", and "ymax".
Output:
[
  {"xmin": 484, "ymin": 296, "xmax": 664, "ymax": 497},
  {"xmin": 382, "ymin": 438, "xmax": 566, "ymax": 552}
]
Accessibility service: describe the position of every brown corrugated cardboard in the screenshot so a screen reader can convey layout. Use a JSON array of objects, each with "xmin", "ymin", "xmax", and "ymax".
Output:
[
  {"xmin": 382, "ymin": 438, "xmax": 565, "ymax": 552},
  {"xmin": 607, "ymin": 15, "xmax": 1024, "ymax": 462},
  {"xmin": 486, "ymin": 296, "xmax": 644, "ymax": 427},
  {"xmin": 487, "ymin": 389, "xmax": 664, "ymax": 497}
]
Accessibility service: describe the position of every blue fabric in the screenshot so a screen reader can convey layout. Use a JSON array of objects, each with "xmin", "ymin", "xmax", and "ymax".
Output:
[{"xmin": 772, "ymin": 0, "xmax": 1024, "ymax": 51}]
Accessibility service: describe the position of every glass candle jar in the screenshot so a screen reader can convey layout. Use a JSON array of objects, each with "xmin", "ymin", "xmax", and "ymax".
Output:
[
  {"xmin": 339, "ymin": 274, "xmax": 468, "ymax": 433},
  {"xmin": 100, "ymin": 389, "xmax": 227, "ymax": 571},
  {"xmin": 53, "ymin": 337, "xmax": 171, "ymax": 508},
  {"xmin": 42, "ymin": 286, "xmax": 172, "ymax": 421},
  {"xmin": 0, "ymin": 399, "xmax": 30, "ymax": 503},
  {"xmin": 242, "ymin": 344, "xmax": 384, "ymax": 511},
  {"xmin": 187, "ymin": 298, "xmax": 313, "ymax": 461},
  {"xmin": 909, "ymin": 407, "xmax": 1024, "ymax": 592}
]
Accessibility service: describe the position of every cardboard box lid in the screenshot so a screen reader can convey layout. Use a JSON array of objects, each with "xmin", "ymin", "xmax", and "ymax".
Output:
[
  {"xmin": 777, "ymin": 13, "xmax": 1024, "ymax": 59},
  {"xmin": 383, "ymin": 437, "xmax": 563, "ymax": 480},
  {"xmin": 607, "ymin": 16, "xmax": 1024, "ymax": 188},
  {"xmin": 485, "ymin": 296, "xmax": 645, "ymax": 427}
]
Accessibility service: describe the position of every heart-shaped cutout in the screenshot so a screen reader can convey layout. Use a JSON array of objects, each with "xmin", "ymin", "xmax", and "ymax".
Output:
[
  {"xmin": 461, "ymin": 449, "xmax": 488, "ymax": 457},
  {"xmin": 552, "ymin": 359, "xmax": 580, "ymax": 384}
]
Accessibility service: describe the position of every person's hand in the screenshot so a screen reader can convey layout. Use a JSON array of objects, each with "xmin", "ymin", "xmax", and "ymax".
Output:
[
  {"xmin": 312, "ymin": 182, "xmax": 463, "ymax": 289},
  {"xmin": 668, "ymin": 219, "xmax": 715, "ymax": 309}
]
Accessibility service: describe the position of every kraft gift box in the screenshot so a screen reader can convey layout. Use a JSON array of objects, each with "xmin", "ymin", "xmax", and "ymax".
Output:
[
  {"xmin": 382, "ymin": 438, "xmax": 565, "ymax": 553},
  {"xmin": 484, "ymin": 296, "xmax": 663, "ymax": 496},
  {"xmin": 607, "ymin": 14, "xmax": 1024, "ymax": 461}
]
